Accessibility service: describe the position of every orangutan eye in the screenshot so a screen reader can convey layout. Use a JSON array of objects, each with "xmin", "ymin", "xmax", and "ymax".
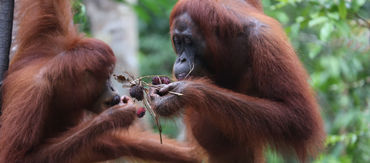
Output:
[
  {"xmin": 184, "ymin": 36, "xmax": 192, "ymax": 45},
  {"xmin": 173, "ymin": 36, "xmax": 180, "ymax": 44}
]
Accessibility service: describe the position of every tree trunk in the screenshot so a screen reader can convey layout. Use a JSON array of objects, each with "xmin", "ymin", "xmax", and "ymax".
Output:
[
  {"xmin": 0, "ymin": 0, "xmax": 14, "ymax": 114},
  {"xmin": 84, "ymin": 0, "xmax": 139, "ymax": 95}
]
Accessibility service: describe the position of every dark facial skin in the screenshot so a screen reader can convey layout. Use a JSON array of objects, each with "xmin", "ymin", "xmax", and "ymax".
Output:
[{"xmin": 171, "ymin": 13, "xmax": 208, "ymax": 80}]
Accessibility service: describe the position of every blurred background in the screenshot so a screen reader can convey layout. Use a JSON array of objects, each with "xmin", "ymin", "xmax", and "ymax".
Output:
[{"xmin": 73, "ymin": 0, "xmax": 369, "ymax": 162}]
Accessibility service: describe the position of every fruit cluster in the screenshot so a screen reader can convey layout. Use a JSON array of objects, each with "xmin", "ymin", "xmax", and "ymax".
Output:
[{"xmin": 152, "ymin": 76, "xmax": 171, "ymax": 85}]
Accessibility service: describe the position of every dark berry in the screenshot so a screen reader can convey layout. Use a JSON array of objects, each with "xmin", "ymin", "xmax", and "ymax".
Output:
[
  {"xmin": 160, "ymin": 76, "xmax": 171, "ymax": 84},
  {"xmin": 136, "ymin": 107, "xmax": 146, "ymax": 118},
  {"xmin": 122, "ymin": 96, "xmax": 129, "ymax": 103},
  {"xmin": 129, "ymin": 85, "xmax": 144, "ymax": 101},
  {"xmin": 152, "ymin": 76, "xmax": 171, "ymax": 85},
  {"xmin": 152, "ymin": 76, "xmax": 161, "ymax": 85}
]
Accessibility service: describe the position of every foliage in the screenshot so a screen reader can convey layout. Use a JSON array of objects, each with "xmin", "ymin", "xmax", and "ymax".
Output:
[
  {"xmin": 77, "ymin": 0, "xmax": 370, "ymax": 161},
  {"xmin": 132, "ymin": 0, "xmax": 177, "ymax": 77},
  {"xmin": 261, "ymin": 0, "xmax": 369, "ymax": 162},
  {"xmin": 72, "ymin": 0, "xmax": 91, "ymax": 35}
]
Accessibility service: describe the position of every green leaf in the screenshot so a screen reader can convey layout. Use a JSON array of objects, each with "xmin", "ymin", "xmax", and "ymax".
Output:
[
  {"xmin": 320, "ymin": 22, "xmax": 334, "ymax": 41},
  {"xmin": 308, "ymin": 16, "xmax": 328, "ymax": 27},
  {"xmin": 133, "ymin": 6, "xmax": 150, "ymax": 22},
  {"xmin": 327, "ymin": 12, "xmax": 340, "ymax": 20},
  {"xmin": 339, "ymin": 0, "xmax": 347, "ymax": 19},
  {"xmin": 141, "ymin": 0, "xmax": 161, "ymax": 14},
  {"xmin": 352, "ymin": 0, "xmax": 367, "ymax": 11},
  {"xmin": 275, "ymin": 11, "xmax": 289, "ymax": 24},
  {"xmin": 308, "ymin": 45, "xmax": 322, "ymax": 59},
  {"xmin": 296, "ymin": 16, "xmax": 305, "ymax": 23},
  {"xmin": 335, "ymin": 21, "xmax": 350, "ymax": 37},
  {"xmin": 320, "ymin": 55, "xmax": 340, "ymax": 77}
]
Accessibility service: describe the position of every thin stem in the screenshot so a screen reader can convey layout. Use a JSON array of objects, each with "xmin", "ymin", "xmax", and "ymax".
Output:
[
  {"xmin": 184, "ymin": 63, "xmax": 194, "ymax": 79},
  {"xmin": 143, "ymin": 90, "xmax": 163, "ymax": 144}
]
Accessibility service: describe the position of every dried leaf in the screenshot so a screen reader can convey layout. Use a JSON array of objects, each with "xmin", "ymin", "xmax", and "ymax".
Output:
[{"xmin": 113, "ymin": 74, "xmax": 128, "ymax": 83}]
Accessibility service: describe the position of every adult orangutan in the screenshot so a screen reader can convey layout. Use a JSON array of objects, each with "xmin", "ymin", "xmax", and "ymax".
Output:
[
  {"xmin": 150, "ymin": 0, "xmax": 325, "ymax": 162},
  {"xmin": 0, "ymin": 0, "xmax": 197, "ymax": 162}
]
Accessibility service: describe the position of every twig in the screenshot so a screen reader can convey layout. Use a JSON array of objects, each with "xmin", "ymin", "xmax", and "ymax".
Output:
[
  {"xmin": 354, "ymin": 13, "xmax": 370, "ymax": 28},
  {"xmin": 132, "ymin": 75, "xmax": 170, "ymax": 83},
  {"xmin": 184, "ymin": 63, "xmax": 194, "ymax": 79},
  {"xmin": 169, "ymin": 91, "xmax": 183, "ymax": 96},
  {"xmin": 114, "ymin": 72, "xmax": 184, "ymax": 144},
  {"xmin": 143, "ymin": 90, "xmax": 162, "ymax": 144}
]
